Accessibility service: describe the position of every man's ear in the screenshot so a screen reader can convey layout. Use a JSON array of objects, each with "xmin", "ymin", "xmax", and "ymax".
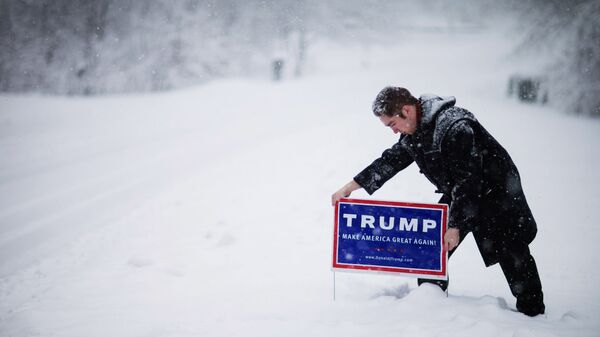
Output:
[
  {"xmin": 405, "ymin": 105, "xmax": 417, "ymax": 118},
  {"xmin": 399, "ymin": 106, "xmax": 410, "ymax": 119}
]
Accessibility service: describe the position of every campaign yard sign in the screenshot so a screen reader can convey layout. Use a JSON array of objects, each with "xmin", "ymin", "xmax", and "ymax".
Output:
[{"xmin": 333, "ymin": 198, "xmax": 448, "ymax": 279}]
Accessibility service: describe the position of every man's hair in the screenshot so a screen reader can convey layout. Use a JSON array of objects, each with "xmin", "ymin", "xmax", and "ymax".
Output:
[{"xmin": 372, "ymin": 86, "xmax": 419, "ymax": 117}]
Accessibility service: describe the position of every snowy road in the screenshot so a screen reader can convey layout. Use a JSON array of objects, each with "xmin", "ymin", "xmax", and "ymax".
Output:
[{"xmin": 1, "ymin": 29, "xmax": 600, "ymax": 336}]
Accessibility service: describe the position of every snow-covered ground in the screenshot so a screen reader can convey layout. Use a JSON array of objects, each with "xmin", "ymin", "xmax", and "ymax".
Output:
[{"xmin": 1, "ymin": 27, "xmax": 600, "ymax": 337}]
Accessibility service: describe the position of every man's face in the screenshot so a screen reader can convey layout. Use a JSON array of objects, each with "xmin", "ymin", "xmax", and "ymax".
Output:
[{"xmin": 379, "ymin": 105, "xmax": 418, "ymax": 135}]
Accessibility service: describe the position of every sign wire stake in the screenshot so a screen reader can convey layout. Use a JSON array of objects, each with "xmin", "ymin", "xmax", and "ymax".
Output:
[{"xmin": 333, "ymin": 271, "xmax": 336, "ymax": 301}]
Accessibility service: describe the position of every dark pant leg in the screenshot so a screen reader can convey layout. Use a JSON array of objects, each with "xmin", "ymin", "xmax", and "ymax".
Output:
[
  {"xmin": 498, "ymin": 243, "xmax": 545, "ymax": 316},
  {"xmin": 417, "ymin": 227, "xmax": 468, "ymax": 291}
]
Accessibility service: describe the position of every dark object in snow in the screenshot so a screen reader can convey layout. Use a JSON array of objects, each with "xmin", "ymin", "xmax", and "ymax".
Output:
[
  {"xmin": 511, "ymin": 0, "xmax": 600, "ymax": 116},
  {"xmin": 352, "ymin": 88, "xmax": 545, "ymax": 316},
  {"xmin": 272, "ymin": 58, "xmax": 284, "ymax": 81},
  {"xmin": 508, "ymin": 75, "xmax": 548, "ymax": 104}
]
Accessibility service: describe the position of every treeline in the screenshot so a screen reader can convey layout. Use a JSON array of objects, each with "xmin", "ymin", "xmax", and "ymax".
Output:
[
  {"xmin": 0, "ymin": 0, "xmax": 310, "ymax": 94},
  {"xmin": 0, "ymin": 0, "xmax": 597, "ymax": 115},
  {"xmin": 0, "ymin": 0, "xmax": 491, "ymax": 95}
]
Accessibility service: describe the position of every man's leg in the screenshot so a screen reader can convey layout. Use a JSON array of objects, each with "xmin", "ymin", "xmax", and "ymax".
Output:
[
  {"xmin": 417, "ymin": 228, "xmax": 468, "ymax": 291},
  {"xmin": 498, "ymin": 242, "xmax": 545, "ymax": 316}
]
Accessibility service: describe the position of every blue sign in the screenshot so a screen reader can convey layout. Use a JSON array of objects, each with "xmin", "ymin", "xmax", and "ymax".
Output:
[{"xmin": 333, "ymin": 198, "xmax": 448, "ymax": 279}]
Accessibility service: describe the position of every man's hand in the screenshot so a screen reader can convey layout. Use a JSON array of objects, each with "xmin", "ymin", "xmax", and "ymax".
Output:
[
  {"xmin": 444, "ymin": 228, "xmax": 460, "ymax": 252},
  {"xmin": 331, "ymin": 180, "xmax": 361, "ymax": 206}
]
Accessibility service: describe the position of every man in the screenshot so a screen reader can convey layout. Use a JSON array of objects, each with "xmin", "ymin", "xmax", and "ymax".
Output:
[{"xmin": 331, "ymin": 87, "xmax": 545, "ymax": 317}]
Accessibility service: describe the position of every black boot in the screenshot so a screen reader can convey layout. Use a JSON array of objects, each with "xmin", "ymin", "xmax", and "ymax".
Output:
[
  {"xmin": 417, "ymin": 278, "xmax": 448, "ymax": 292},
  {"xmin": 516, "ymin": 292, "xmax": 545, "ymax": 316}
]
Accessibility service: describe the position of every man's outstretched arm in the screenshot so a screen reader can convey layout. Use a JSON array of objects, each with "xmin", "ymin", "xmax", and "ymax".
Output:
[
  {"xmin": 352, "ymin": 139, "xmax": 414, "ymax": 195},
  {"xmin": 331, "ymin": 138, "xmax": 414, "ymax": 206}
]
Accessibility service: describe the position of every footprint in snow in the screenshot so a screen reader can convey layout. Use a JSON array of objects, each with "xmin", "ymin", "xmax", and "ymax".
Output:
[
  {"xmin": 373, "ymin": 283, "xmax": 411, "ymax": 299},
  {"xmin": 217, "ymin": 233, "xmax": 236, "ymax": 247}
]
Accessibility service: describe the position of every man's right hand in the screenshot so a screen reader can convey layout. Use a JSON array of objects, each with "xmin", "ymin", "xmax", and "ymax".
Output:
[
  {"xmin": 331, "ymin": 180, "xmax": 361, "ymax": 206},
  {"xmin": 444, "ymin": 228, "xmax": 460, "ymax": 252}
]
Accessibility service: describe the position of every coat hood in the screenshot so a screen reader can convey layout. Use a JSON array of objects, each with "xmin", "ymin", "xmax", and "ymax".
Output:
[{"xmin": 418, "ymin": 94, "xmax": 456, "ymax": 128}]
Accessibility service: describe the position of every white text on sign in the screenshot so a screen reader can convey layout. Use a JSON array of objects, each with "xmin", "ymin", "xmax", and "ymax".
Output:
[{"xmin": 342, "ymin": 214, "xmax": 437, "ymax": 233}]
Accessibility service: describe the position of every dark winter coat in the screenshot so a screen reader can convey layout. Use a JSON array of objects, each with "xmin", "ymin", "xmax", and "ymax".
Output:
[{"xmin": 354, "ymin": 95, "xmax": 537, "ymax": 266}]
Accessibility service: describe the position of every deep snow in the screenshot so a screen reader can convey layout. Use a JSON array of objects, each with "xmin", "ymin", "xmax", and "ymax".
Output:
[{"xmin": 1, "ymin": 28, "xmax": 600, "ymax": 336}]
